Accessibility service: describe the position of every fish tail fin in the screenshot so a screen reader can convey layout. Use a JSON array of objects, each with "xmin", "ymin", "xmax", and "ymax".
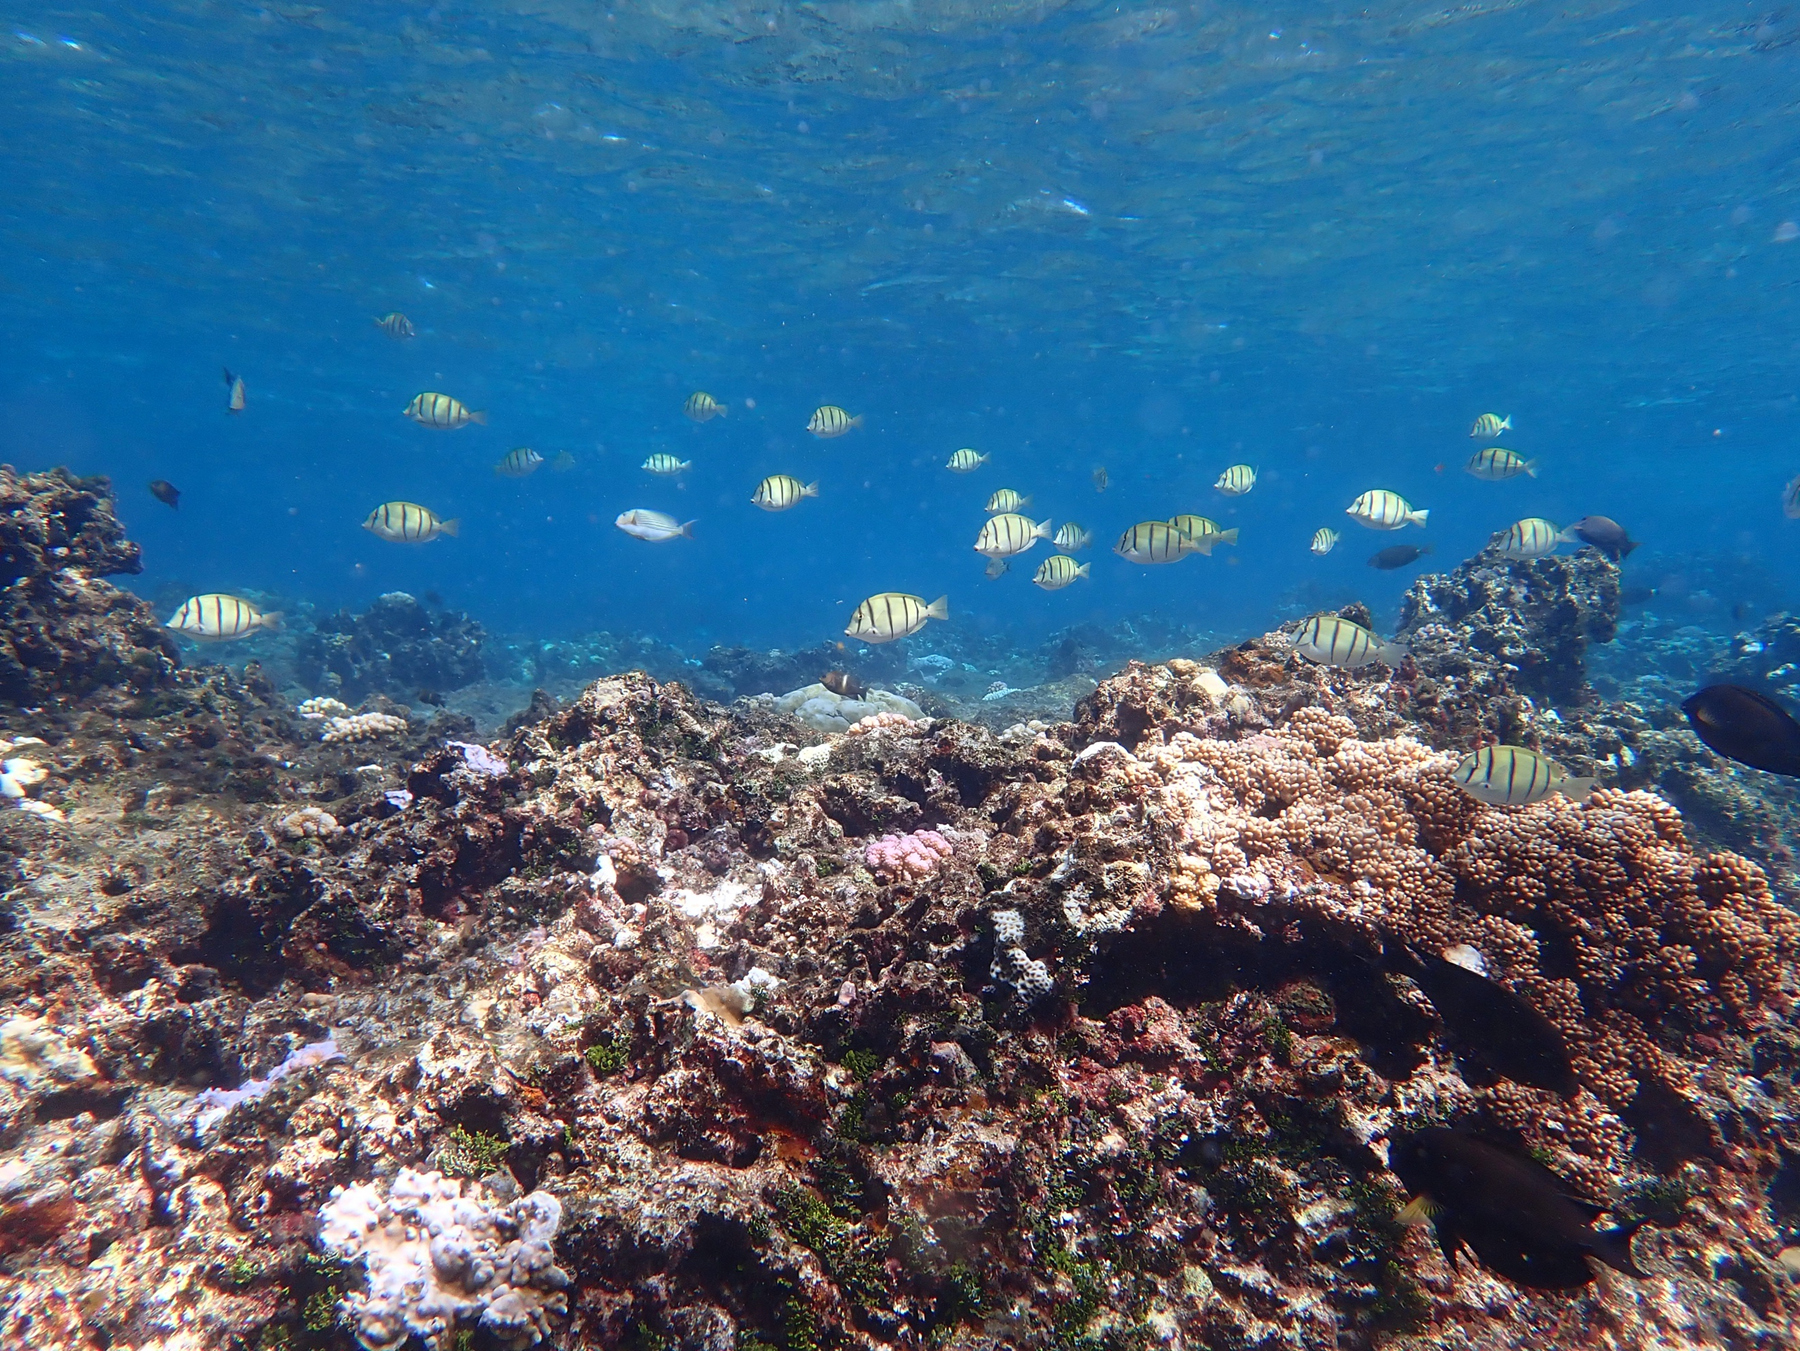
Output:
[
  {"xmin": 1561, "ymin": 776, "xmax": 1597, "ymax": 804},
  {"xmin": 1219, "ymin": 528, "xmax": 1240, "ymax": 546},
  {"xmin": 803, "ymin": 481, "xmax": 820, "ymax": 498},
  {"xmin": 1191, "ymin": 538, "xmax": 1215, "ymax": 556},
  {"xmin": 1398, "ymin": 1195, "xmax": 1440, "ymax": 1226},
  {"xmin": 1020, "ymin": 494, "xmax": 1033, "ymax": 508},
  {"xmin": 1420, "ymin": 542, "xmax": 1435, "ymax": 555},
  {"xmin": 259, "ymin": 611, "xmax": 285, "ymax": 633},
  {"xmin": 1033, "ymin": 518, "xmax": 1053, "ymax": 540},
  {"xmin": 439, "ymin": 518, "xmax": 461, "ymax": 538},
  {"xmin": 469, "ymin": 410, "xmax": 488, "ymax": 425},
  {"xmin": 1500, "ymin": 415, "xmax": 1513, "ymax": 431},
  {"xmin": 1524, "ymin": 459, "xmax": 1539, "ymax": 477},
  {"xmin": 1591, "ymin": 1218, "xmax": 1650, "ymax": 1278},
  {"xmin": 716, "ymin": 404, "xmax": 729, "ymax": 417},
  {"xmin": 1380, "ymin": 639, "xmax": 1411, "ymax": 665},
  {"xmin": 850, "ymin": 414, "xmax": 865, "ymax": 428},
  {"xmin": 222, "ymin": 367, "xmax": 234, "ymax": 385},
  {"xmin": 680, "ymin": 519, "xmax": 698, "ymax": 538},
  {"xmin": 1076, "ymin": 562, "xmax": 1091, "ymax": 579},
  {"xmin": 1621, "ymin": 537, "xmax": 1641, "ymax": 558},
  {"xmin": 1412, "ymin": 508, "xmax": 1430, "ymax": 527},
  {"xmin": 925, "ymin": 595, "xmax": 950, "ymax": 621},
  {"xmin": 1556, "ymin": 526, "xmax": 1580, "ymax": 544}
]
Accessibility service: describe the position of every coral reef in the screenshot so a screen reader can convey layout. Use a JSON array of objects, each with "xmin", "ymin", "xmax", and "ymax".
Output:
[
  {"xmin": 0, "ymin": 466, "xmax": 180, "ymax": 707},
  {"xmin": 770, "ymin": 681, "xmax": 925, "ymax": 733},
  {"xmin": 863, "ymin": 827, "xmax": 954, "ymax": 879},
  {"xmin": 321, "ymin": 711, "xmax": 410, "ymax": 744},
  {"xmin": 298, "ymin": 592, "xmax": 486, "ymax": 700}
]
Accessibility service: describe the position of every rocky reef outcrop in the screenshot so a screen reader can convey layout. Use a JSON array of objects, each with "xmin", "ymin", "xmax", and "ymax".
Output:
[
  {"xmin": 297, "ymin": 591, "xmax": 486, "ymax": 700},
  {"xmin": 0, "ymin": 466, "xmax": 179, "ymax": 707}
]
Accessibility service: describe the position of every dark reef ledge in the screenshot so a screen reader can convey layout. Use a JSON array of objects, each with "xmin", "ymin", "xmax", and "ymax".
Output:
[{"xmin": 0, "ymin": 470, "xmax": 1797, "ymax": 1351}]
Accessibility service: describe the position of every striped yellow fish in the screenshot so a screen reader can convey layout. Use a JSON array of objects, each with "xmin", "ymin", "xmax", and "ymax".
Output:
[
  {"xmin": 986, "ymin": 488, "xmax": 1031, "ymax": 514},
  {"xmin": 807, "ymin": 405, "xmax": 862, "ymax": 438},
  {"xmin": 1033, "ymin": 555, "xmax": 1090, "ymax": 590},
  {"xmin": 1311, "ymin": 528, "xmax": 1340, "ymax": 556},
  {"xmin": 1054, "ymin": 523, "xmax": 1093, "ymax": 552},
  {"xmin": 1452, "ymin": 745, "xmax": 1593, "ymax": 807},
  {"xmin": 1465, "ymin": 447, "xmax": 1537, "ymax": 480},
  {"xmin": 1346, "ymin": 489, "xmax": 1428, "ymax": 530},
  {"xmin": 495, "ymin": 447, "xmax": 544, "ymax": 477},
  {"xmin": 642, "ymin": 454, "xmax": 692, "ymax": 476},
  {"xmin": 1214, "ymin": 464, "xmax": 1256, "ymax": 496},
  {"xmin": 684, "ymin": 392, "xmax": 728, "ymax": 422},
  {"xmin": 752, "ymin": 475, "xmax": 819, "ymax": 511},
  {"xmin": 1470, "ymin": 412, "xmax": 1512, "ymax": 438},
  {"xmin": 1114, "ymin": 521, "xmax": 1198, "ymax": 565},
  {"xmin": 846, "ymin": 592, "xmax": 948, "ymax": 643},
  {"xmin": 1490, "ymin": 517, "xmax": 1562, "ymax": 559},
  {"xmin": 974, "ymin": 513, "xmax": 1052, "ymax": 558},
  {"xmin": 363, "ymin": 501, "xmax": 459, "ymax": 543},
  {"xmin": 947, "ymin": 448, "xmax": 988, "ymax": 473},
  {"xmin": 165, "ymin": 593, "xmax": 282, "ymax": 642},
  {"xmin": 404, "ymin": 392, "xmax": 486, "ymax": 429},
  {"xmin": 374, "ymin": 312, "xmax": 415, "ymax": 340},
  {"xmin": 1292, "ymin": 614, "xmax": 1408, "ymax": 669},
  {"xmin": 1169, "ymin": 515, "xmax": 1240, "ymax": 555},
  {"xmin": 223, "ymin": 368, "xmax": 246, "ymax": 414}
]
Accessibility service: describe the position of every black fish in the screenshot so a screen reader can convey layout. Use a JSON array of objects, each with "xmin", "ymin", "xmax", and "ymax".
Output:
[
  {"xmin": 1388, "ymin": 1128, "xmax": 1648, "ymax": 1289},
  {"xmin": 147, "ymin": 479, "xmax": 181, "ymax": 509},
  {"xmin": 821, "ymin": 670, "xmax": 865, "ymax": 699},
  {"xmin": 1682, "ymin": 684, "xmax": 1800, "ymax": 776},
  {"xmin": 1368, "ymin": 543, "xmax": 1433, "ymax": 571},
  {"xmin": 423, "ymin": 590, "xmax": 444, "ymax": 608},
  {"xmin": 1561, "ymin": 515, "xmax": 1639, "ymax": 561},
  {"xmin": 1401, "ymin": 952, "xmax": 1576, "ymax": 1096},
  {"xmin": 417, "ymin": 689, "xmax": 447, "ymax": 708}
]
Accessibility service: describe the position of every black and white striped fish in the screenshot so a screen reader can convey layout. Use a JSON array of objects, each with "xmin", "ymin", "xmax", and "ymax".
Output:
[
  {"xmin": 374, "ymin": 312, "xmax": 415, "ymax": 340},
  {"xmin": 985, "ymin": 488, "xmax": 1031, "ymax": 514},
  {"xmin": 975, "ymin": 512, "xmax": 1052, "ymax": 558},
  {"xmin": 1490, "ymin": 517, "xmax": 1562, "ymax": 559},
  {"xmin": 494, "ymin": 447, "xmax": 544, "ymax": 477},
  {"xmin": 363, "ymin": 501, "xmax": 459, "ymax": 542},
  {"xmin": 1292, "ymin": 614, "xmax": 1408, "ymax": 669},
  {"xmin": 1214, "ymin": 464, "xmax": 1257, "ymax": 495},
  {"xmin": 807, "ymin": 405, "xmax": 862, "ymax": 437},
  {"xmin": 166, "ymin": 593, "xmax": 282, "ymax": 641},
  {"xmin": 1452, "ymin": 745, "xmax": 1594, "ymax": 807},
  {"xmin": 684, "ymin": 391, "xmax": 728, "ymax": 422},
  {"xmin": 845, "ymin": 592, "xmax": 948, "ymax": 643},
  {"xmin": 403, "ymin": 392, "xmax": 486, "ymax": 429},
  {"xmin": 1114, "ymin": 520, "xmax": 1197, "ymax": 565},
  {"xmin": 751, "ymin": 475, "xmax": 819, "ymax": 511},
  {"xmin": 1465, "ymin": 447, "xmax": 1536, "ymax": 480},
  {"xmin": 1346, "ymin": 489, "xmax": 1428, "ymax": 530}
]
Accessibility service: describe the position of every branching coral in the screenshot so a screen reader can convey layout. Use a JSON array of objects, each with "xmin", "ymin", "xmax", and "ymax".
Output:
[
  {"xmin": 321, "ymin": 711, "xmax": 408, "ymax": 744},
  {"xmin": 865, "ymin": 827, "xmax": 954, "ymax": 880}
]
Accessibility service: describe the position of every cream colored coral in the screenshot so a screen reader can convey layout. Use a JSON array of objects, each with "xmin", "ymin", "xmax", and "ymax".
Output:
[
  {"xmin": 298, "ymin": 697, "xmax": 351, "ymax": 720},
  {"xmin": 278, "ymin": 806, "xmax": 343, "ymax": 840},
  {"xmin": 321, "ymin": 712, "xmax": 408, "ymax": 744},
  {"xmin": 847, "ymin": 711, "xmax": 919, "ymax": 735}
]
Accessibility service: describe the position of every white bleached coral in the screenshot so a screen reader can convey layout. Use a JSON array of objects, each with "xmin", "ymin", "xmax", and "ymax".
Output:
[
  {"xmin": 298, "ymin": 696, "xmax": 352, "ymax": 720},
  {"xmin": 322, "ymin": 712, "xmax": 409, "ymax": 744},
  {"xmin": 773, "ymin": 682, "xmax": 924, "ymax": 734},
  {"xmin": 278, "ymin": 806, "xmax": 343, "ymax": 840},
  {"xmin": 318, "ymin": 1167, "xmax": 569, "ymax": 1351},
  {"xmin": 0, "ymin": 742, "xmax": 61, "ymax": 821}
]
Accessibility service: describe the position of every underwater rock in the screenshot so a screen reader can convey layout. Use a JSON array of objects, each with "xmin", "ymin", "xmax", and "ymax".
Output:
[
  {"xmin": 0, "ymin": 466, "xmax": 180, "ymax": 707},
  {"xmin": 1398, "ymin": 547, "xmax": 1621, "ymax": 711},
  {"xmin": 772, "ymin": 680, "xmax": 925, "ymax": 732},
  {"xmin": 298, "ymin": 591, "xmax": 486, "ymax": 700},
  {"xmin": 702, "ymin": 642, "xmax": 845, "ymax": 700}
]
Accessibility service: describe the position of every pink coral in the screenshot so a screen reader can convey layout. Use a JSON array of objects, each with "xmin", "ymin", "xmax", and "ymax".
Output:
[{"xmin": 864, "ymin": 827, "xmax": 953, "ymax": 880}]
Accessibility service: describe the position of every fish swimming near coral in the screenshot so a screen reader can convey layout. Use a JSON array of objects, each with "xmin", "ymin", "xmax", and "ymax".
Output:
[
  {"xmin": 1682, "ymin": 684, "xmax": 1800, "ymax": 776},
  {"xmin": 1558, "ymin": 515, "xmax": 1638, "ymax": 561},
  {"xmin": 1114, "ymin": 520, "xmax": 1197, "ymax": 565},
  {"xmin": 975, "ymin": 513, "xmax": 1052, "ymax": 558},
  {"xmin": 1310, "ymin": 527, "xmax": 1339, "ymax": 556},
  {"xmin": 1388, "ymin": 1127, "xmax": 1647, "ymax": 1289},
  {"xmin": 1368, "ymin": 543, "xmax": 1433, "ymax": 570},
  {"xmin": 845, "ymin": 592, "xmax": 947, "ymax": 643},
  {"xmin": 148, "ymin": 479, "xmax": 180, "ymax": 508},
  {"xmin": 374, "ymin": 312, "xmax": 415, "ymax": 340},
  {"xmin": 614, "ymin": 509, "xmax": 695, "ymax": 542},
  {"xmin": 364, "ymin": 501, "xmax": 459, "ymax": 543},
  {"xmin": 684, "ymin": 391, "xmax": 728, "ymax": 422},
  {"xmin": 1490, "ymin": 517, "xmax": 1563, "ymax": 559},
  {"xmin": 1033, "ymin": 554, "xmax": 1090, "ymax": 590},
  {"xmin": 807, "ymin": 405, "xmax": 861, "ymax": 437},
  {"xmin": 1292, "ymin": 614, "xmax": 1407, "ymax": 669},
  {"xmin": 223, "ymin": 368, "xmax": 246, "ymax": 413},
  {"xmin": 820, "ymin": 670, "xmax": 866, "ymax": 699},
  {"xmin": 165, "ymin": 593, "xmax": 282, "ymax": 641},
  {"xmin": 404, "ymin": 392, "xmax": 486, "ymax": 429},
  {"xmin": 416, "ymin": 688, "xmax": 447, "ymax": 707},
  {"xmin": 1451, "ymin": 745, "xmax": 1592, "ymax": 806},
  {"xmin": 1391, "ymin": 948, "xmax": 1576, "ymax": 1096},
  {"xmin": 1346, "ymin": 489, "xmax": 1428, "ymax": 530}
]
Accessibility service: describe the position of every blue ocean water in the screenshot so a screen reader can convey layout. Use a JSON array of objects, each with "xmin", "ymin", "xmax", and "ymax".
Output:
[{"xmin": 2, "ymin": 3, "xmax": 1798, "ymax": 656}]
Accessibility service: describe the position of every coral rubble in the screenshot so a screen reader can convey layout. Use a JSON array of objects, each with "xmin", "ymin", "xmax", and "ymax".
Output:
[{"xmin": 0, "ymin": 488, "xmax": 1796, "ymax": 1351}]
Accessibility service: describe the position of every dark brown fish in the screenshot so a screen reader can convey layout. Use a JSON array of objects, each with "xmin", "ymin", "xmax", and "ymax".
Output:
[
  {"xmin": 1560, "ymin": 515, "xmax": 1639, "ymax": 561},
  {"xmin": 1368, "ymin": 543, "xmax": 1433, "ymax": 570},
  {"xmin": 1682, "ymin": 684, "xmax": 1800, "ymax": 775},
  {"xmin": 821, "ymin": 670, "xmax": 866, "ymax": 700},
  {"xmin": 417, "ymin": 689, "xmax": 447, "ymax": 708},
  {"xmin": 148, "ymin": 479, "xmax": 181, "ymax": 509},
  {"xmin": 1402, "ymin": 952, "xmax": 1575, "ymax": 1096},
  {"xmin": 1389, "ymin": 1127, "xmax": 1648, "ymax": 1289}
]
